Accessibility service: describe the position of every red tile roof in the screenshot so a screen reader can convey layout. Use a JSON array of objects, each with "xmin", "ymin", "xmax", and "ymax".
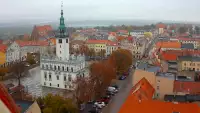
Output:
[
  {"xmin": 109, "ymin": 32, "xmax": 117, "ymax": 36},
  {"xmin": 116, "ymin": 36, "xmax": 126, "ymax": 41},
  {"xmin": 119, "ymin": 99, "xmax": 200, "ymax": 113},
  {"xmin": 0, "ymin": 44, "xmax": 7, "ymax": 53},
  {"xmin": 119, "ymin": 78, "xmax": 200, "ymax": 113},
  {"xmin": 86, "ymin": 40, "xmax": 109, "ymax": 44},
  {"xmin": 0, "ymin": 83, "xmax": 20, "ymax": 113},
  {"xmin": 156, "ymin": 23, "xmax": 166, "ymax": 29},
  {"xmin": 129, "ymin": 78, "xmax": 155, "ymax": 101},
  {"xmin": 36, "ymin": 25, "xmax": 52, "ymax": 37},
  {"xmin": 23, "ymin": 34, "xmax": 30, "ymax": 40},
  {"xmin": 15, "ymin": 40, "xmax": 49, "ymax": 47},
  {"xmin": 159, "ymin": 51, "xmax": 178, "ymax": 61},
  {"xmin": 118, "ymin": 30, "xmax": 128, "ymax": 33},
  {"xmin": 171, "ymin": 37, "xmax": 200, "ymax": 41},
  {"xmin": 156, "ymin": 42, "xmax": 181, "ymax": 48},
  {"xmin": 106, "ymin": 41, "xmax": 118, "ymax": 46},
  {"xmin": 174, "ymin": 81, "xmax": 200, "ymax": 94}
]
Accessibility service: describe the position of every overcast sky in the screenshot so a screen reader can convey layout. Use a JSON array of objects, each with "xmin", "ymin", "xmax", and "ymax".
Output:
[{"xmin": 0, "ymin": 0, "xmax": 199, "ymax": 23}]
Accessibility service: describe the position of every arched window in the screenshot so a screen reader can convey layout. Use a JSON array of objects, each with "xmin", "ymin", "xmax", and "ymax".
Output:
[{"xmin": 68, "ymin": 75, "xmax": 72, "ymax": 82}]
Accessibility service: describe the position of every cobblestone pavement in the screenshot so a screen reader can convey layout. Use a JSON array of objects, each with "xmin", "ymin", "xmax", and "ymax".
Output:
[{"xmin": 3, "ymin": 66, "xmax": 72, "ymax": 98}]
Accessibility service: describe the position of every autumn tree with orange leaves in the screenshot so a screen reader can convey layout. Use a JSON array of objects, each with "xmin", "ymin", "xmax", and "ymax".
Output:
[
  {"xmin": 108, "ymin": 49, "xmax": 133, "ymax": 74},
  {"xmin": 89, "ymin": 61, "xmax": 116, "ymax": 99},
  {"xmin": 73, "ymin": 59, "xmax": 117, "ymax": 107},
  {"xmin": 0, "ymin": 67, "xmax": 9, "ymax": 80},
  {"xmin": 73, "ymin": 77, "xmax": 94, "ymax": 108}
]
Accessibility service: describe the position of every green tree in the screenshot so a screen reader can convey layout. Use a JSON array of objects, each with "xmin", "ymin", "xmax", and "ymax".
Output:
[{"xmin": 37, "ymin": 94, "xmax": 78, "ymax": 113}]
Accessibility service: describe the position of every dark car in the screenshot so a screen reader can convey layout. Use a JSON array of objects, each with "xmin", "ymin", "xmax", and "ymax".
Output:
[
  {"xmin": 88, "ymin": 108, "xmax": 99, "ymax": 113},
  {"xmin": 119, "ymin": 76, "xmax": 127, "ymax": 80},
  {"xmin": 112, "ymin": 85, "xmax": 119, "ymax": 90}
]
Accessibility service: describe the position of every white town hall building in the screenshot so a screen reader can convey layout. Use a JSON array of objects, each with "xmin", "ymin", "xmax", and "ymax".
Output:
[{"xmin": 40, "ymin": 6, "xmax": 86, "ymax": 90}]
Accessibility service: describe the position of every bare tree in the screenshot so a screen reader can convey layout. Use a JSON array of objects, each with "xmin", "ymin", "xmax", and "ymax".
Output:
[{"xmin": 9, "ymin": 61, "xmax": 27, "ymax": 86}]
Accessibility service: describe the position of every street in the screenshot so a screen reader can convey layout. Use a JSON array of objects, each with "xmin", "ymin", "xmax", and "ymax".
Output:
[{"xmin": 102, "ymin": 68, "xmax": 134, "ymax": 113}]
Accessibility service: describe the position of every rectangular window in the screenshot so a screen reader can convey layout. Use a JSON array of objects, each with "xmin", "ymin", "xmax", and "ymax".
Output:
[
  {"xmin": 68, "ymin": 75, "xmax": 72, "ymax": 82},
  {"xmin": 50, "ymin": 83, "xmax": 51, "ymax": 86},
  {"xmin": 57, "ymin": 76, "xmax": 59, "ymax": 80},
  {"xmin": 157, "ymin": 86, "xmax": 159, "ymax": 90},
  {"xmin": 57, "ymin": 84, "xmax": 59, "ymax": 87},
  {"xmin": 62, "ymin": 66, "xmax": 64, "ymax": 71},
  {"xmin": 49, "ymin": 74, "xmax": 52, "ymax": 81},
  {"xmin": 66, "ymin": 39, "xmax": 68, "ymax": 43},
  {"xmin": 71, "ymin": 68, "xmax": 73, "ymax": 72},
  {"xmin": 44, "ymin": 72, "xmax": 47, "ymax": 78},
  {"xmin": 59, "ymin": 39, "xmax": 62, "ymax": 43},
  {"xmin": 44, "ymin": 82, "xmax": 46, "ymax": 85},
  {"xmin": 157, "ymin": 93, "xmax": 159, "ymax": 97},
  {"xmin": 65, "ymin": 85, "xmax": 67, "ymax": 88},
  {"xmin": 64, "ymin": 76, "xmax": 66, "ymax": 81}
]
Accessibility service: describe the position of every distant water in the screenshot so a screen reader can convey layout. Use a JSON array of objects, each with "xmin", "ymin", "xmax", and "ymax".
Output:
[{"xmin": 0, "ymin": 19, "xmax": 162, "ymax": 36}]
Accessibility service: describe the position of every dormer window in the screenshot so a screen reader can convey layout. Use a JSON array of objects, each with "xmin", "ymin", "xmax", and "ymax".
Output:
[{"xmin": 59, "ymin": 39, "xmax": 62, "ymax": 43}]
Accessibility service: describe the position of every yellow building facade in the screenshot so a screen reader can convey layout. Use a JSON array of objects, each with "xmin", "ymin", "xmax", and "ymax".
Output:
[
  {"xmin": 178, "ymin": 56, "xmax": 200, "ymax": 72},
  {"xmin": 0, "ymin": 51, "xmax": 6, "ymax": 65},
  {"xmin": 86, "ymin": 40, "xmax": 107, "ymax": 52}
]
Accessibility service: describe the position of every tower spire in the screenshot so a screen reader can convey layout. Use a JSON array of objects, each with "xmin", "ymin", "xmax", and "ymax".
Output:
[
  {"xmin": 57, "ymin": 0, "xmax": 68, "ymax": 38},
  {"xmin": 61, "ymin": 0, "xmax": 63, "ymax": 16}
]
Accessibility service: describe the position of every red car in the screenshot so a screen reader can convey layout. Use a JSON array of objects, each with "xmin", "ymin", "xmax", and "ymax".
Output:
[{"xmin": 98, "ymin": 96, "xmax": 111, "ymax": 104}]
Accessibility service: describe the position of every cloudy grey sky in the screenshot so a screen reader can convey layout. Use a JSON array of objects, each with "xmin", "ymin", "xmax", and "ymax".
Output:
[{"xmin": 0, "ymin": 0, "xmax": 199, "ymax": 23}]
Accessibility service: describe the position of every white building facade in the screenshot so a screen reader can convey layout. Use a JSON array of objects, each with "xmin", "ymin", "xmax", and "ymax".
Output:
[
  {"xmin": 6, "ymin": 41, "xmax": 49, "ymax": 63},
  {"xmin": 6, "ymin": 42, "xmax": 21, "ymax": 63},
  {"xmin": 40, "ymin": 8, "xmax": 86, "ymax": 90},
  {"xmin": 106, "ymin": 42, "xmax": 118, "ymax": 56}
]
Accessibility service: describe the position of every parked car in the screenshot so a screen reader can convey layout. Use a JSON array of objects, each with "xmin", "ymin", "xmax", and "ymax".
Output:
[
  {"xmin": 99, "ymin": 96, "xmax": 111, "ymax": 104},
  {"xmin": 93, "ymin": 101, "xmax": 105, "ymax": 109},
  {"xmin": 119, "ymin": 76, "xmax": 127, "ymax": 80},
  {"xmin": 89, "ymin": 108, "xmax": 99, "ymax": 113},
  {"xmin": 111, "ymin": 85, "xmax": 119, "ymax": 90},
  {"xmin": 80, "ymin": 104, "xmax": 85, "ymax": 111},
  {"xmin": 87, "ymin": 100, "xmax": 95, "ymax": 104},
  {"xmin": 107, "ymin": 86, "xmax": 118, "ymax": 93},
  {"xmin": 106, "ymin": 91, "xmax": 115, "ymax": 96}
]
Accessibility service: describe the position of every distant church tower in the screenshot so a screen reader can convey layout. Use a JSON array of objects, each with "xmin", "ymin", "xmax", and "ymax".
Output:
[{"xmin": 56, "ymin": 2, "xmax": 70, "ymax": 60}]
